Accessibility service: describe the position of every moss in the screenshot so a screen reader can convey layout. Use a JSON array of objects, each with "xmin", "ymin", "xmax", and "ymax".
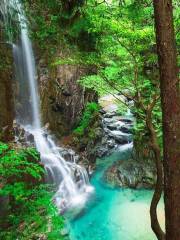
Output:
[
  {"xmin": 52, "ymin": 55, "xmax": 97, "ymax": 66},
  {"xmin": 72, "ymin": 102, "xmax": 101, "ymax": 154},
  {"xmin": 73, "ymin": 102, "xmax": 99, "ymax": 136}
]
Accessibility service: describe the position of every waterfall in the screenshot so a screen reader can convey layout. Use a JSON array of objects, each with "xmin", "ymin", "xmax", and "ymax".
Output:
[{"xmin": 0, "ymin": 0, "xmax": 93, "ymax": 211}]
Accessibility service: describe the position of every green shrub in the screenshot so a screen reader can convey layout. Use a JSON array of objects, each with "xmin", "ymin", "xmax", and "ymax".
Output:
[
  {"xmin": 0, "ymin": 142, "xmax": 65, "ymax": 240},
  {"xmin": 74, "ymin": 102, "xmax": 99, "ymax": 136}
]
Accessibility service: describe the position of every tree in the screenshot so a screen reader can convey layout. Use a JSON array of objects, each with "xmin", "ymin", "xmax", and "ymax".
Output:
[
  {"xmin": 77, "ymin": 3, "xmax": 165, "ymax": 238},
  {"xmin": 153, "ymin": 1, "xmax": 180, "ymax": 239}
]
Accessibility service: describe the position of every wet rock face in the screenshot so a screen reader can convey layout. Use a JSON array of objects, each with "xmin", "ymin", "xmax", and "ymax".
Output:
[
  {"xmin": 104, "ymin": 159, "xmax": 157, "ymax": 189},
  {"xmin": 96, "ymin": 111, "xmax": 134, "ymax": 158},
  {"xmin": 0, "ymin": 35, "xmax": 14, "ymax": 140},
  {"xmin": 57, "ymin": 147, "xmax": 80, "ymax": 163},
  {"xmin": 13, "ymin": 121, "xmax": 35, "ymax": 147},
  {"xmin": 39, "ymin": 62, "xmax": 97, "ymax": 137}
]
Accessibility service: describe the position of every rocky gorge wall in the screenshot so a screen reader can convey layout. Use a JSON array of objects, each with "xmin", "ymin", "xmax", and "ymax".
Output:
[
  {"xmin": 0, "ymin": 30, "xmax": 14, "ymax": 141},
  {"xmin": 38, "ymin": 56, "xmax": 97, "ymax": 137}
]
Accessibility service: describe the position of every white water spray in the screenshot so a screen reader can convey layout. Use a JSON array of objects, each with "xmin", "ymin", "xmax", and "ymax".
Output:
[{"xmin": 0, "ymin": 0, "xmax": 93, "ymax": 211}]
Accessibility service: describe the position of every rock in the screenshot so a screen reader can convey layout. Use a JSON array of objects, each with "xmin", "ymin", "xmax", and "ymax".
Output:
[
  {"xmin": 108, "ymin": 130, "xmax": 131, "ymax": 144},
  {"xmin": 106, "ymin": 124, "xmax": 117, "ymax": 131},
  {"xmin": 103, "ymin": 118, "xmax": 115, "ymax": 124},
  {"xmin": 39, "ymin": 61, "xmax": 98, "ymax": 137},
  {"xmin": 25, "ymin": 132, "xmax": 35, "ymax": 144},
  {"xmin": 70, "ymin": 92, "xmax": 135, "ymax": 162},
  {"xmin": 0, "ymin": 196, "xmax": 9, "ymax": 219},
  {"xmin": 104, "ymin": 111, "xmax": 117, "ymax": 118},
  {"xmin": 60, "ymin": 228, "xmax": 69, "ymax": 237},
  {"xmin": 97, "ymin": 146, "xmax": 109, "ymax": 158},
  {"xmin": 94, "ymin": 127, "xmax": 104, "ymax": 140},
  {"xmin": 106, "ymin": 121, "xmax": 125, "ymax": 131},
  {"xmin": 58, "ymin": 147, "xmax": 79, "ymax": 162},
  {"xmin": 62, "ymin": 89, "xmax": 72, "ymax": 97},
  {"xmin": 93, "ymin": 105, "xmax": 134, "ymax": 158},
  {"xmin": 114, "ymin": 135, "xmax": 129, "ymax": 144},
  {"xmin": 120, "ymin": 125, "xmax": 133, "ymax": 134},
  {"xmin": 13, "ymin": 122, "xmax": 35, "ymax": 147},
  {"xmin": 105, "ymin": 159, "xmax": 156, "ymax": 189},
  {"xmin": 107, "ymin": 139, "xmax": 116, "ymax": 149},
  {"xmin": 36, "ymin": 234, "xmax": 47, "ymax": 240},
  {"xmin": 99, "ymin": 109, "xmax": 106, "ymax": 115},
  {"xmin": 0, "ymin": 34, "xmax": 14, "ymax": 141},
  {"xmin": 119, "ymin": 118, "xmax": 133, "ymax": 124}
]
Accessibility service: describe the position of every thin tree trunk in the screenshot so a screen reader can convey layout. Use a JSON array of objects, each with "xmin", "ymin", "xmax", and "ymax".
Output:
[
  {"xmin": 146, "ymin": 101, "xmax": 165, "ymax": 240},
  {"xmin": 153, "ymin": 1, "xmax": 180, "ymax": 239}
]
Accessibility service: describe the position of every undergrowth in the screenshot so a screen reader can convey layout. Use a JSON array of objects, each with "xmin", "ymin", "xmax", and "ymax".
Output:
[{"xmin": 0, "ymin": 142, "xmax": 65, "ymax": 240}]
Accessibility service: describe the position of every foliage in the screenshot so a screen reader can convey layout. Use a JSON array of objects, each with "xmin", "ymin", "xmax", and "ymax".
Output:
[
  {"xmin": 22, "ymin": 0, "xmax": 171, "ymax": 150},
  {"xmin": 24, "ymin": 0, "xmax": 84, "ymax": 51},
  {"xmin": 0, "ymin": 142, "xmax": 9, "ymax": 154},
  {"xmin": 0, "ymin": 142, "xmax": 65, "ymax": 240},
  {"xmin": 116, "ymin": 101, "xmax": 129, "ymax": 115},
  {"xmin": 0, "ymin": 145, "xmax": 43, "ymax": 183},
  {"xmin": 74, "ymin": 0, "xmax": 166, "ymax": 149},
  {"xmin": 74, "ymin": 102, "xmax": 100, "ymax": 137},
  {"xmin": 52, "ymin": 51, "xmax": 100, "ymax": 67},
  {"xmin": 18, "ymin": 0, "xmax": 62, "ymax": 52}
]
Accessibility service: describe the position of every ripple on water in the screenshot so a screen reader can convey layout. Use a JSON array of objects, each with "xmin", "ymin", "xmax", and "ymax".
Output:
[
  {"xmin": 68, "ymin": 152, "xmax": 165, "ymax": 240},
  {"xmin": 109, "ymin": 190, "xmax": 165, "ymax": 240}
]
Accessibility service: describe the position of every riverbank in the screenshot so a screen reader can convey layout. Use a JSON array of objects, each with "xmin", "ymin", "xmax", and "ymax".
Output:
[{"xmin": 68, "ymin": 148, "xmax": 165, "ymax": 240}]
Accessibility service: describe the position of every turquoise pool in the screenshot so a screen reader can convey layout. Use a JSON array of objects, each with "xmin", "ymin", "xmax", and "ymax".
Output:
[{"xmin": 68, "ymin": 147, "xmax": 164, "ymax": 240}]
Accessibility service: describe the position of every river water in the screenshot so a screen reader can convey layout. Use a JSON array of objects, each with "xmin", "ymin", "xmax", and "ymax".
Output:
[{"xmin": 68, "ymin": 145, "xmax": 165, "ymax": 240}]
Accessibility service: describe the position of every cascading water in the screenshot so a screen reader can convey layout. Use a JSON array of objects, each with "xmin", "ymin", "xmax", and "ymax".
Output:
[{"xmin": 0, "ymin": 0, "xmax": 93, "ymax": 212}]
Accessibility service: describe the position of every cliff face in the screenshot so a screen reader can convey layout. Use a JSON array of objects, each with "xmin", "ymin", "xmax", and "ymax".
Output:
[
  {"xmin": 39, "ymin": 58, "xmax": 97, "ymax": 137},
  {"xmin": 0, "ymin": 32, "xmax": 14, "ymax": 141},
  {"xmin": 22, "ymin": 0, "xmax": 98, "ymax": 137},
  {"xmin": 0, "ymin": 34, "xmax": 97, "ymax": 141}
]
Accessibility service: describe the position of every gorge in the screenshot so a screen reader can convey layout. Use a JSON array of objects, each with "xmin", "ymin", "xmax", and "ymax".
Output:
[{"xmin": 0, "ymin": 1, "xmax": 178, "ymax": 240}]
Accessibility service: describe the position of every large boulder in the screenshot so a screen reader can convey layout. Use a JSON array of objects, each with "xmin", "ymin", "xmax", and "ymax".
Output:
[
  {"xmin": 104, "ymin": 158, "xmax": 157, "ymax": 189},
  {"xmin": 108, "ymin": 130, "xmax": 132, "ymax": 144}
]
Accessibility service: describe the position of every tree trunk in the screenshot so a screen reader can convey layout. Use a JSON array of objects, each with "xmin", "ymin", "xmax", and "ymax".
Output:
[
  {"xmin": 146, "ymin": 106, "xmax": 165, "ymax": 240},
  {"xmin": 153, "ymin": 1, "xmax": 180, "ymax": 239}
]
